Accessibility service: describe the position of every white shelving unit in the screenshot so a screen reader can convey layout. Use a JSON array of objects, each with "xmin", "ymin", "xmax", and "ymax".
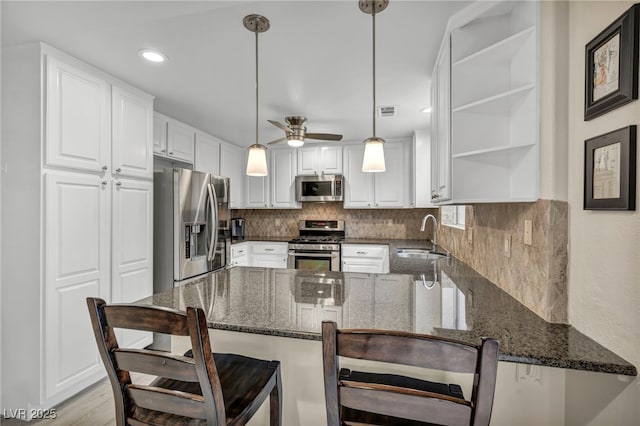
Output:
[{"xmin": 444, "ymin": 0, "xmax": 539, "ymax": 203}]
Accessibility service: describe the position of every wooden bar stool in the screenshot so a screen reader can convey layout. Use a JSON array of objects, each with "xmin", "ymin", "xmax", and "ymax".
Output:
[
  {"xmin": 321, "ymin": 321, "xmax": 499, "ymax": 426},
  {"xmin": 87, "ymin": 297, "xmax": 282, "ymax": 425}
]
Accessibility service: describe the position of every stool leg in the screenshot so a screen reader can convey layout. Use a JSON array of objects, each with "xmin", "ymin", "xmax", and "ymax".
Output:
[{"xmin": 269, "ymin": 367, "xmax": 283, "ymax": 426}]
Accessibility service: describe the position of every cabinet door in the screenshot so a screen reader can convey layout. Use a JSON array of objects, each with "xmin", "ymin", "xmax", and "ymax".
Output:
[
  {"xmin": 167, "ymin": 119, "xmax": 195, "ymax": 163},
  {"xmin": 343, "ymin": 145, "xmax": 374, "ymax": 208},
  {"xmin": 374, "ymin": 276, "xmax": 413, "ymax": 330},
  {"xmin": 414, "ymin": 130, "xmax": 433, "ymax": 207},
  {"xmin": 246, "ymin": 175, "xmax": 269, "ymax": 208},
  {"xmin": 374, "ymin": 143, "xmax": 406, "ymax": 207},
  {"xmin": 432, "ymin": 36, "xmax": 451, "ymax": 203},
  {"xmin": 111, "ymin": 178, "xmax": 153, "ymax": 349},
  {"xmin": 320, "ymin": 146, "xmax": 343, "ymax": 174},
  {"xmin": 271, "ymin": 149, "xmax": 299, "ymax": 208},
  {"xmin": 297, "ymin": 147, "xmax": 318, "ymax": 175},
  {"xmin": 220, "ymin": 143, "xmax": 246, "ymax": 208},
  {"xmin": 45, "ymin": 55, "xmax": 110, "ymax": 172},
  {"xmin": 112, "ymin": 86, "xmax": 153, "ymax": 179},
  {"xmin": 194, "ymin": 132, "xmax": 221, "ymax": 175},
  {"xmin": 153, "ymin": 114, "xmax": 168, "ymax": 154},
  {"xmin": 44, "ymin": 171, "xmax": 110, "ymax": 399},
  {"xmin": 343, "ymin": 274, "xmax": 374, "ymax": 328}
]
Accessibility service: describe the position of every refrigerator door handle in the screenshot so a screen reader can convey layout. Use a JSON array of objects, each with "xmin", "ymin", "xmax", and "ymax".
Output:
[{"xmin": 207, "ymin": 183, "xmax": 218, "ymax": 261}]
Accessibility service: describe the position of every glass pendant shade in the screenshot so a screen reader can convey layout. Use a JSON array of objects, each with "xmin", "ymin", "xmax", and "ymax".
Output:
[
  {"xmin": 246, "ymin": 144, "xmax": 268, "ymax": 176},
  {"xmin": 362, "ymin": 137, "xmax": 386, "ymax": 172}
]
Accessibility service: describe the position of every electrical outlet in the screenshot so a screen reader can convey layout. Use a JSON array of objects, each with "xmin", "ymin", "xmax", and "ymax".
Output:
[
  {"xmin": 275, "ymin": 219, "xmax": 281, "ymax": 227},
  {"xmin": 386, "ymin": 218, "xmax": 393, "ymax": 226},
  {"xmin": 503, "ymin": 234, "xmax": 511, "ymax": 258},
  {"xmin": 524, "ymin": 220, "xmax": 532, "ymax": 246},
  {"xmin": 467, "ymin": 227, "xmax": 473, "ymax": 244}
]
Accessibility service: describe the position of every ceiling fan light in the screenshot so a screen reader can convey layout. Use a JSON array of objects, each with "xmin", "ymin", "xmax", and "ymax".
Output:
[
  {"xmin": 246, "ymin": 144, "xmax": 268, "ymax": 176},
  {"xmin": 287, "ymin": 135, "xmax": 304, "ymax": 147},
  {"xmin": 362, "ymin": 137, "xmax": 386, "ymax": 172}
]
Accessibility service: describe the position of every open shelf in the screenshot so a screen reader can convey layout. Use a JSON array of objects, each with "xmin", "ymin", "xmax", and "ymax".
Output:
[
  {"xmin": 453, "ymin": 26, "xmax": 535, "ymax": 68},
  {"xmin": 452, "ymin": 141, "xmax": 536, "ymax": 159},
  {"xmin": 452, "ymin": 84, "xmax": 535, "ymax": 114}
]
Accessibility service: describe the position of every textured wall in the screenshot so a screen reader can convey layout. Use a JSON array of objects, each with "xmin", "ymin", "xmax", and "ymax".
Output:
[
  {"xmin": 437, "ymin": 200, "xmax": 568, "ymax": 324},
  {"xmin": 232, "ymin": 204, "xmax": 438, "ymax": 240}
]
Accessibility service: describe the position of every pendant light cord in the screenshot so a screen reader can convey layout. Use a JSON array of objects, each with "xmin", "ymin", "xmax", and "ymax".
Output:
[
  {"xmin": 372, "ymin": 8, "xmax": 377, "ymax": 138},
  {"xmin": 255, "ymin": 30, "xmax": 259, "ymax": 146}
]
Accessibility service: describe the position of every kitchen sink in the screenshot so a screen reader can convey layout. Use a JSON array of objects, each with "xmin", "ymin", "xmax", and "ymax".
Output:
[{"xmin": 396, "ymin": 248, "xmax": 448, "ymax": 260}]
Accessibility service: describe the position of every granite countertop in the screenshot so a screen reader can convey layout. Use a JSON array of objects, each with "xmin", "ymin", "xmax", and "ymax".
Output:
[{"xmin": 139, "ymin": 247, "xmax": 636, "ymax": 376}]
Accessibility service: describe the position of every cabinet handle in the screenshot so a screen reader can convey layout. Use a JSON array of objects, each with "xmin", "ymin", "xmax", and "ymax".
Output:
[
  {"xmin": 161, "ymin": 149, "xmax": 166, "ymax": 153},
  {"xmin": 265, "ymin": 248, "xmax": 274, "ymax": 252},
  {"xmin": 115, "ymin": 181, "xmax": 122, "ymax": 187},
  {"xmin": 115, "ymin": 168, "xmax": 122, "ymax": 173},
  {"xmin": 101, "ymin": 180, "xmax": 108, "ymax": 186},
  {"xmin": 238, "ymin": 250, "xmax": 245, "ymax": 254},
  {"xmin": 102, "ymin": 165, "xmax": 108, "ymax": 171},
  {"xmin": 357, "ymin": 251, "xmax": 368, "ymax": 255},
  {"xmin": 169, "ymin": 151, "xmax": 174, "ymax": 155}
]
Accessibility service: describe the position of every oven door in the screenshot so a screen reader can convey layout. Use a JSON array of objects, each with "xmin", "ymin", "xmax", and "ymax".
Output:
[{"xmin": 288, "ymin": 249, "xmax": 340, "ymax": 272}]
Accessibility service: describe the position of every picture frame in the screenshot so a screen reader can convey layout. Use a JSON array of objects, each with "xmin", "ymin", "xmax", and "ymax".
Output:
[
  {"xmin": 584, "ymin": 4, "xmax": 640, "ymax": 121},
  {"xmin": 584, "ymin": 125, "xmax": 636, "ymax": 210}
]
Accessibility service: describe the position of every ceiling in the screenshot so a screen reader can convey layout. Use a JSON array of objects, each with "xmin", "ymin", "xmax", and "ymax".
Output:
[{"xmin": 2, "ymin": 0, "xmax": 470, "ymax": 148}]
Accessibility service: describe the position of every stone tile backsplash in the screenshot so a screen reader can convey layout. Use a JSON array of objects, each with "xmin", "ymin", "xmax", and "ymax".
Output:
[
  {"xmin": 437, "ymin": 200, "xmax": 568, "ymax": 324},
  {"xmin": 232, "ymin": 204, "xmax": 438, "ymax": 240},
  {"xmin": 234, "ymin": 199, "xmax": 568, "ymax": 324}
]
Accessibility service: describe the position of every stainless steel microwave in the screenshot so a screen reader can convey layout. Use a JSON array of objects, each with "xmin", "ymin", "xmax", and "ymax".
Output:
[{"xmin": 295, "ymin": 174, "xmax": 343, "ymax": 202}]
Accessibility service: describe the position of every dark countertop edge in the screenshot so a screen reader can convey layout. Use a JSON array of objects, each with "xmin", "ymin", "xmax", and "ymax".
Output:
[
  {"xmin": 230, "ymin": 236, "xmax": 295, "ymax": 244},
  {"xmin": 210, "ymin": 322, "xmax": 637, "ymax": 376}
]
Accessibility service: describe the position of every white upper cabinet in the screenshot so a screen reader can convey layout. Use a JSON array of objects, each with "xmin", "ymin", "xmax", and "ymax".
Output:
[
  {"xmin": 194, "ymin": 131, "xmax": 221, "ymax": 176},
  {"xmin": 413, "ymin": 130, "xmax": 434, "ymax": 208},
  {"xmin": 220, "ymin": 142, "xmax": 246, "ymax": 209},
  {"xmin": 436, "ymin": 0, "xmax": 539, "ymax": 203},
  {"xmin": 297, "ymin": 145, "xmax": 343, "ymax": 175},
  {"xmin": 45, "ymin": 55, "xmax": 111, "ymax": 172},
  {"xmin": 270, "ymin": 148, "xmax": 300, "ymax": 208},
  {"xmin": 343, "ymin": 141, "xmax": 411, "ymax": 208},
  {"xmin": 246, "ymin": 148, "xmax": 300, "ymax": 209},
  {"xmin": 153, "ymin": 112, "xmax": 195, "ymax": 164},
  {"xmin": 430, "ymin": 35, "xmax": 452, "ymax": 204},
  {"xmin": 111, "ymin": 86, "xmax": 154, "ymax": 179}
]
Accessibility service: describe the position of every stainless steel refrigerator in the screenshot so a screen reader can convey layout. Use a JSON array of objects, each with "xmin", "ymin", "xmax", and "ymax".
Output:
[{"xmin": 153, "ymin": 168, "xmax": 231, "ymax": 293}]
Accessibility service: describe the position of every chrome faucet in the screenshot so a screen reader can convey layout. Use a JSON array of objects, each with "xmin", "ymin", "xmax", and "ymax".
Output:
[{"xmin": 420, "ymin": 214, "xmax": 438, "ymax": 248}]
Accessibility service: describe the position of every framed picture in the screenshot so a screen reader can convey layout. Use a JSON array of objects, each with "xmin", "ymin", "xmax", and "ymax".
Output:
[
  {"xmin": 584, "ymin": 126, "xmax": 636, "ymax": 210},
  {"xmin": 584, "ymin": 4, "xmax": 639, "ymax": 120}
]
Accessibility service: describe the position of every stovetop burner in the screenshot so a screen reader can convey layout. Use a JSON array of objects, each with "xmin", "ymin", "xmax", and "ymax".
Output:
[
  {"xmin": 289, "ymin": 235, "xmax": 344, "ymax": 244},
  {"xmin": 289, "ymin": 220, "xmax": 346, "ymax": 245}
]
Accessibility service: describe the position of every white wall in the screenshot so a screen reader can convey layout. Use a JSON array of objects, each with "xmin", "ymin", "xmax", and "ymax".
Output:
[
  {"xmin": 567, "ymin": 0, "xmax": 640, "ymax": 372},
  {"xmin": 566, "ymin": 2, "xmax": 640, "ymax": 423}
]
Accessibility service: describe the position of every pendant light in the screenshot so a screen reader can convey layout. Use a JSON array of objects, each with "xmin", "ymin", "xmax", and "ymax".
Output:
[
  {"xmin": 244, "ymin": 14, "xmax": 270, "ymax": 176},
  {"xmin": 360, "ymin": 0, "xmax": 388, "ymax": 173}
]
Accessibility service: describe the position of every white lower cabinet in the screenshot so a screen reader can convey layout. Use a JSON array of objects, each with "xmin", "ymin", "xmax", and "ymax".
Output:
[
  {"xmin": 250, "ymin": 242, "xmax": 288, "ymax": 269},
  {"xmin": 230, "ymin": 242, "xmax": 249, "ymax": 267},
  {"xmin": 341, "ymin": 244, "xmax": 390, "ymax": 273},
  {"xmin": 44, "ymin": 171, "xmax": 111, "ymax": 400},
  {"xmin": 111, "ymin": 178, "xmax": 153, "ymax": 348}
]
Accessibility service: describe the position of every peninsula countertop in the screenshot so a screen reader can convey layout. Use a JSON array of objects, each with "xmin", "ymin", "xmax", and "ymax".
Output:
[{"xmin": 139, "ymin": 251, "xmax": 636, "ymax": 376}]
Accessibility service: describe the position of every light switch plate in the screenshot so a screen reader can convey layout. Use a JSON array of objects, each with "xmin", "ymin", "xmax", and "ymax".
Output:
[
  {"xmin": 524, "ymin": 220, "xmax": 532, "ymax": 246},
  {"xmin": 467, "ymin": 227, "xmax": 473, "ymax": 245},
  {"xmin": 503, "ymin": 234, "xmax": 511, "ymax": 258}
]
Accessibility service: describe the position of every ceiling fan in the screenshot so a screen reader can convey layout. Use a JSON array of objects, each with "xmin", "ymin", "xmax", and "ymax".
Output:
[{"xmin": 267, "ymin": 116, "xmax": 343, "ymax": 147}]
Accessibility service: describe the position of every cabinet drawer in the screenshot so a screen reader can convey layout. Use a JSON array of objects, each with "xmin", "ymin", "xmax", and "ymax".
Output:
[
  {"xmin": 231, "ymin": 243, "xmax": 249, "ymax": 257},
  {"xmin": 250, "ymin": 242, "xmax": 288, "ymax": 255},
  {"xmin": 341, "ymin": 244, "xmax": 389, "ymax": 259}
]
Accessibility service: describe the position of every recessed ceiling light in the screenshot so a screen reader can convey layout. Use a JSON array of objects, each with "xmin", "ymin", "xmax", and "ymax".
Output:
[
  {"xmin": 138, "ymin": 49, "xmax": 167, "ymax": 63},
  {"xmin": 420, "ymin": 106, "xmax": 432, "ymax": 113}
]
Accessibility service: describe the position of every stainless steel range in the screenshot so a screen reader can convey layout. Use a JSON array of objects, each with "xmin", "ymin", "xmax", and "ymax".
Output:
[{"xmin": 287, "ymin": 220, "xmax": 345, "ymax": 271}]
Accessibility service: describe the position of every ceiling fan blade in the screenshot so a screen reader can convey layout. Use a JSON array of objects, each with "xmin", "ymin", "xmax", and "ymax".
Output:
[
  {"xmin": 268, "ymin": 120, "xmax": 293, "ymax": 133},
  {"xmin": 305, "ymin": 133, "xmax": 343, "ymax": 141},
  {"xmin": 267, "ymin": 137, "xmax": 288, "ymax": 145}
]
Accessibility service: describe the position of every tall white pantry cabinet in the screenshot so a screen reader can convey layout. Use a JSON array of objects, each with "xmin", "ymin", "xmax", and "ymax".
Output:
[{"xmin": 1, "ymin": 43, "xmax": 154, "ymax": 415}]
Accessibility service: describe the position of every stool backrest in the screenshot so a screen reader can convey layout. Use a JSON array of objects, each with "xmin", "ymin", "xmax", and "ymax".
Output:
[
  {"xmin": 321, "ymin": 321, "xmax": 499, "ymax": 426},
  {"xmin": 86, "ymin": 297, "xmax": 226, "ymax": 425}
]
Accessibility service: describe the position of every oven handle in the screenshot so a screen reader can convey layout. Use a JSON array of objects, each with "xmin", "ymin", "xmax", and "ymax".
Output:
[{"xmin": 288, "ymin": 251, "xmax": 336, "ymax": 258}]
